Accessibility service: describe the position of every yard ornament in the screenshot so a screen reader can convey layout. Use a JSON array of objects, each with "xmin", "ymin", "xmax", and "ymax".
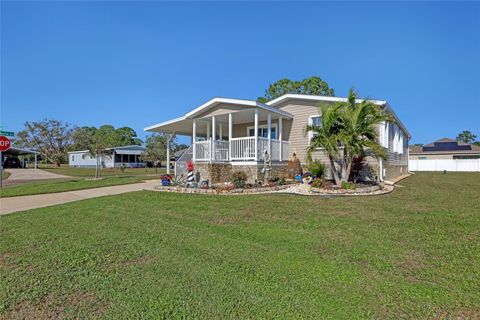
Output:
[
  {"xmin": 287, "ymin": 150, "xmax": 303, "ymax": 179},
  {"xmin": 186, "ymin": 160, "xmax": 195, "ymax": 187},
  {"xmin": 262, "ymin": 149, "xmax": 272, "ymax": 185}
]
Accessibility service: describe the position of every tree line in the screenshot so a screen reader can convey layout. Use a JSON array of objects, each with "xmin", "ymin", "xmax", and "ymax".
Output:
[
  {"xmin": 14, "ymin": 120, "xmax": 187, "ymax": 169},
  {"xmin": 14, "ymin": 76, "xmax": 333, "ymax": 167}
]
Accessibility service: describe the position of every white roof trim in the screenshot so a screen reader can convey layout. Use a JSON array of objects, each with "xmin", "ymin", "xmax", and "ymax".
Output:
[
  {"xmin": 144, "ymin": 97, "xmax": 293, "ymax": 133},
  {"xmin": 266, "ymin": 94, "xmax": 387, "ymax": 106},
  {"xmin": 266, "ymin": 94, "xmax": 410, "ymax": 138},
  {"xmin": 143, "ymin": 116, "xmax": 187, "ymax": 132},
  {"xmin": 184, "ymin": 97, "xmax": 293, "ymax": 119}
]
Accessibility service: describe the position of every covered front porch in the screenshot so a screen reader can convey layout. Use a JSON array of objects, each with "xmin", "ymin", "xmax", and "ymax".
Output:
[
  {"xmin": 145, "ymin": 98, "xmax": 294, "ymax": 170},
  {"xmin": 191, "ymin": 106, "xmax": 291, "ymax": 163}
]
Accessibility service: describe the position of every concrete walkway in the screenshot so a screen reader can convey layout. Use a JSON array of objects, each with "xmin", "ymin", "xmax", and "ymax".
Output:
[
  {"xmin": 3, "ymin": 168, "xmax": 70, "ymax": 186},
  {"xmin": 0, "ymin": 180, "xmax": 159, "ymax": 215}
]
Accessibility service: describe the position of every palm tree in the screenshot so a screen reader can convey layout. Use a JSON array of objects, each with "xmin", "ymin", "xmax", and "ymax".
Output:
[{"xmin": 306, "ymin": 89, "xmax": 392, "ymax": 186}]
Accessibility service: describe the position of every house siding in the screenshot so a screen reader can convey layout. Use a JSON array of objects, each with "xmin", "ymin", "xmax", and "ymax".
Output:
[{"xmin": 274, "ymin": 99, "xmax": 409, "ymax": 181}]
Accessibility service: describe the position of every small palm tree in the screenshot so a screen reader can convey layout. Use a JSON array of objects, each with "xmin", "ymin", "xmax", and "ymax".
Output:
[{"xmin": 306, "ymin": 89, "xmax": 392, "ymax": 186}]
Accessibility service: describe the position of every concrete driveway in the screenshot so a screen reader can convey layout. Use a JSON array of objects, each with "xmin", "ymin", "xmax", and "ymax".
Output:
[{"xmin": 3, "ymin": 168, "xmax": 70, "ymax": 186}]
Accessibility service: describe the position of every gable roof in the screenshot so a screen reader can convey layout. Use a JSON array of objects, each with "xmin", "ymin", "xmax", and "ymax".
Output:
[
  {"xmin": 144, "ymin": 97, "xmax": 294, "ymax": 133},
  {"xmin": 185, "ymin": 97, "xmax": 293, "ymax": 119}
]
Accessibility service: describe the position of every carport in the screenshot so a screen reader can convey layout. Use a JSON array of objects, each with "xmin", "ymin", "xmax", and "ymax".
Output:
[{"xmin": 1, "ymin": 146, "xmax": 40, "ymax": 168}]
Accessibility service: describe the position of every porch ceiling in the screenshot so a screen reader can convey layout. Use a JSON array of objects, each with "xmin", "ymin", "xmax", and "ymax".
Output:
[{"xmin": 144, "ymin": 97, "xmax": 293, "ymax": 136}]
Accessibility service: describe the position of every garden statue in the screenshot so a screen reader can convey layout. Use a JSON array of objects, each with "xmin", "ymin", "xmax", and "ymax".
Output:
[
  {"xmin": 262, "ymin": 149, "xmax": 272, "ymax": 185},
  {"xmin": 287, "ymin": 150, "xmax": 303, "ymax": 179}
]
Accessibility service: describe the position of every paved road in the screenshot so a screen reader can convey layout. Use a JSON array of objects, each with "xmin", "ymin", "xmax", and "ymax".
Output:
[
  {"xmin": 0, "ymin": 180, "xmax": 158, "ymax": 215},
  {"xmin": 3, "ymin": 168, "xmax": 70, "ymax": 186}
]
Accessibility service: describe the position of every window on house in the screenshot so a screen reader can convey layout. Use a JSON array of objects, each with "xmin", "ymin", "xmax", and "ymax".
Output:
[
  {"xmin": 379, "ymin": 121, "xmax": 389, "ymax": 148},
  {"xmin": 247, "ymin": 125, "xmax": 277, "ymax": 139},
  {"xmin": 82, "ymin": 154, "xmax": 86, "ymax": 160},
  {"xmin": 308, "ymin": 116, "xmax": 321, "ymax": 144},
  {"xmin": 392, "ymin": 124, "xmax": 404, "ymax": 154},
  {"xmin": 71, "ymin": 155, "xmax": 74, "ymax": 161}
]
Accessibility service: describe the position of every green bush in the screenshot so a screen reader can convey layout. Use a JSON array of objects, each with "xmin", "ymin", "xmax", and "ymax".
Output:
[
  {"xmin": 230, "ymin": 171, "xmax": 247, "ymax": 188},
  {"xmin": 311, "ymin": 179, "xmax": 324, "ymax": 188},
  {"xmin": 341, "ymin": 181, "xmax": 356, "ymax": 190},
  {"xmin": 307, "ymin": 160, "xmax": 325, "ymax": 178}
]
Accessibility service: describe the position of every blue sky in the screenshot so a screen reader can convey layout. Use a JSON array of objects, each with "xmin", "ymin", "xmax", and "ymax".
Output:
[{"xmin": 1, "ymin": 1, "xmax": 479, "ymax": 144}]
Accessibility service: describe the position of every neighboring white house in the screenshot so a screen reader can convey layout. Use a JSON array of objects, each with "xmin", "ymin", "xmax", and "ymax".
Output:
[{"xmin": 68, "ymin": 145, "xmax": 146, "ymax": 168}]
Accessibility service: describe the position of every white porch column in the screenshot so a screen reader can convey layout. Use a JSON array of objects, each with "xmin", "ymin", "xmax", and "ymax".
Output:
[
  {"xmin": 219, "ymin": 123, "xmax": 223, "ymax": 140},
  {"xmin": 192, "ymin": 119, "xmax": 197, "ymax": 162},
  {"xmin": 267, "ymin": 112, "xmax": 271, "ymax": 156},
  {"xmin": 254, "ymin": 108, "xmax": 259, "ymax": 161},
  {"xmin": 34, "ymin": 153, "xmax": 38, "ymax": 169},
  {"xmin": 212, "ymin": 116, "xmax": 216, "ymax": 141},
  {"xmin": 166, "ymin": 133, "xmax": 175, "ymax": 174},
  {"xmin": 228, "ymin": 113, "xmax": 232, "ymax": 161},
  {"xmin": 207, "ymin": 122, "xmax": 211, "ymax": 140},
  {"xmin": 279, "ymin": 116, "xmax": 283, "ymax": 161},
  {"xmin": 166, "ymin": 135, "xmax": 171, "ymax": 174},
  {"xmin": 211, "ymin": 116, "xmax": 216, "ymax": 161}
]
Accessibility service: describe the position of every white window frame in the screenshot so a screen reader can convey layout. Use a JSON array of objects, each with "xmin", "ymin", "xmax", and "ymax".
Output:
[
  {"xmin": 379, "ymin": 121, "xmax": 389, "ymax": 148},
  {"xmin": 397, "ymin": 129, "xmax": 404, "ymax": 154},
  {"xmin": 246, "ymin": 123, "xmax": 278, "ymax": 139},
  {"xmin": 308, "ymin": 115, "xmax": 321, "ymax": 146},
  {"xmin": 392, "ymin": 124, "xmax": 404, "ymax": 154}
]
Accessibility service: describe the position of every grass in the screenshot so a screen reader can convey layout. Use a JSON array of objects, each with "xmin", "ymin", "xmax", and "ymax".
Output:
[
  {"xmin": 39, "ymin": 164, "xmax": 165, "ymax": 177},
  {"xmin": 1, "ymin": 170, "xmax": 10, "ymax": 180},
  {"xmin": 0, "ymin": 176, "xmax": 156, "ymax": 198},
  {"xmin": 1, "ymin": 172, "xmax": 479, "ymax": 319}
]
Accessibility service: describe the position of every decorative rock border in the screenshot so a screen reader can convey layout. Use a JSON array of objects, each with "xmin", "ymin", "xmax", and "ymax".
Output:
[
  {"xmin": 154, "ymin": 184, "xmax": 292, "ymax": 195},
  {"xmin": 311, "ymin": 184, "xmax": 381, "ymax": 194},
  {"xmin": 152, "ymin": 183, "xmax": 394, "ymax": 196}
]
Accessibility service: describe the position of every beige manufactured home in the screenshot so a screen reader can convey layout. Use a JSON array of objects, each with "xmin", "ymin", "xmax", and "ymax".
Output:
[{"xmin": 145, "ymin": 94, "xmax": 410, "ymax": 183}]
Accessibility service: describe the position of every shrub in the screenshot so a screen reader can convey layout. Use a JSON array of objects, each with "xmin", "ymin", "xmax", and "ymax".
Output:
[
  {"xmin": 119, "ymin": 164, "xmax": 126, "ymax": 173},
  {"xmin": 341, "ymin": 181, "xmax": 356, "ymax": 190},
  {"xmin": 349, "ymin": 156, "xmax": 365, "ymax": 182},
  {"xmin": 307, "ymin": 160, "xmax": 325, "ymax": 179},
  {"xmin": 311, "ymin": 179, "xmax": 324, "ymax": 188},
  {"xmin": 230, "ymin": 171, "xmax": 247, "ymax": 188}
]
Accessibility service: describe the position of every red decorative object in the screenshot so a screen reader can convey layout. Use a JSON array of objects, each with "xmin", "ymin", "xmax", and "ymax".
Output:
[{"xmin": 187, "ymin": 160, "xmax": 194, "ymax": 171}]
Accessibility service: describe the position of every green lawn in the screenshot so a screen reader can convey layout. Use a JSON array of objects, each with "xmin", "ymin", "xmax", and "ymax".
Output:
[
  {"xmin": 1, "ymin": 170, "xmax": 10, "ymax": 180},
  {"xmin": 0, "ymin": 176, "xmax": 156, "ymax": 198},
  {"xmin": 39, "ymin": 164, "xmax": 165, "ymax": 177},
  {"xmin": 1, "ymin": 172, "xmax": 479, "ymax": 319}
]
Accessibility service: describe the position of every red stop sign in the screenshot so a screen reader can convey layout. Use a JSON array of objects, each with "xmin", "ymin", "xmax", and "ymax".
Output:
[{"xmin": 0, "ymin": 136, "xmax": 11, "ymax": 152}]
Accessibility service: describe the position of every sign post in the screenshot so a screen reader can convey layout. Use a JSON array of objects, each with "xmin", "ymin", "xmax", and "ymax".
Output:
[{"xmin": 0, "ymin": 136, "xmax": 12, "ymax": 190}]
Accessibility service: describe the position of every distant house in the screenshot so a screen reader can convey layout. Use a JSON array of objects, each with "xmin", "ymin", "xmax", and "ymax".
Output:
[
  {"xmin": 68, "ymin": 145, "xmax": 146, "ymax": 168},
  {"xmin": 409, "ymin": 138, "xmax": 480, "ymax": 160}
]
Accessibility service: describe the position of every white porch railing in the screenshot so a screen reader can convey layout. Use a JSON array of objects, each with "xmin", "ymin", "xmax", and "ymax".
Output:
[
  {"xmin": 195, "ymin": 137, "xmax": 290, "ymax": 162},
  {"xmin": 195, "ymin": 140, "xmax": 211, "ymax": 161},
  {"xmin": 195, "ymin": 140, "xmax": 230, "ymax": 162},
  {"xmin": 230, "ymin": 137, "xmax": 256, "ymax": 160}
]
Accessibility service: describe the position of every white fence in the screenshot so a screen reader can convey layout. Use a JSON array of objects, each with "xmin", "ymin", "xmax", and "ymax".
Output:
[{"xmin": 409, "ymin": 159, "xmax": 480, "ymax": 172}]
